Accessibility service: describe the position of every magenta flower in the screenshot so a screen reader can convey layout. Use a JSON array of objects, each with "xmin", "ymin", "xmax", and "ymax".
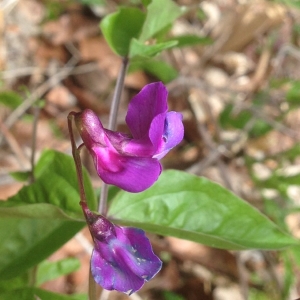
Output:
[
  {"xmin": 81, "ymin": 202, "xmax": 162, "ymax": 294},
  {"xmin": 75, "ymin": 82, "xmax": 184, "ymax": 192}
]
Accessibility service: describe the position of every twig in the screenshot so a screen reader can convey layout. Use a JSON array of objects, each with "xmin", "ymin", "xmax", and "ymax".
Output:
[
  {"xmin": 247, "ymin": 43, "xmax": 271, "ymax": 92},
  {"xmin": 0, "ymin": 62, "xmax": 98, "ymax": 79},
  {"xmin": 186, "ymin": 148, "xmax": 222, "ymax": 175},
  {"xmin": 235, "ymin": 252, "xmax": 249, "ymax": 300},
  {"xmin": 1, "ymin": 63, "xmax": 99, "ymax": 133},
  {"xmin": 99, "ymin": 289, "xmax": 110, "ymax": 300},
  {"xmin": 249, "ymin": 106, "xmax": 299, "ymax": 139},
  {"xmin": 261, "ymin": 251, "xmax": 282, "ymax": 295},
  {"xmin": 65, "ymin": 42, "xmax": 82, "ymax": 66},
  {"xmin": 0, "ymin": 0, "xmax": 19, "ymax": 12},
  {"xmin": 129, "ymin": 293, "xmax": 143, "ymax": 300},
  {"xmin": 0, "ymin": 120, "xmax": 29, "ymax": 169},
  {"xmin": 29, "ymin": 105, "xmax": 41, "ymax": 183},
  {"xmin": 75, "ymin": 232, "xmax": 93, "ymax": 255},
  {"xmin": 89, "ymin": 266, "xmax": 101, "ymax": 300},
  {"xmin": 188, "ymin": 93, "xmax": 215, "ymax": 147},
  {"xmin": 272, "ymin": 44, "xmax": 300, "ymax": 77},
  {"xmin": 0, "ymin": 67, "xmax": 41, "ymax": 79},
  {"xmin": 188, "ymin": 92, "xmax": 234, "ymax": 190}
]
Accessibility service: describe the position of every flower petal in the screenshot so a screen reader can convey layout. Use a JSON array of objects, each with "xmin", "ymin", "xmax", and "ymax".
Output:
[
  {"xmin": 115, "ymin": 227, "xmax": 162, "ymax": 280},
  {"xmin": 84, "ymin": 206, "xmax": 162, "ymax": 295},
  {"xmin": 154, "ymin": 111, "xmax": 184, "ymax": 160},
  {"xmin": 74, "ymin": 109, "xmax": 106, "ymax": 148},
  {"xmin": 91, "ymin": 248, "xmax": 144, "ymax": 295},
  {"xmin": 121, "ymin": 136, "xmax": 154, "ymax": 157},
  {"xmin": 126, "ymin": 82, "xmax": 168, "ymax": 140},
  {"xmin": 91, "ymin": 226, "xmax": 162, "ymax": 295},
  {"xmin": 148, "ymin": 113, "xmax": 167, "ymax": 152},
  {"xmin": 75, "ymin": 109, "xmax": 162, "ymax": 192},
  {"xmin": 91, "ymin": 147, "xmax": 162, "ymax": 192}
]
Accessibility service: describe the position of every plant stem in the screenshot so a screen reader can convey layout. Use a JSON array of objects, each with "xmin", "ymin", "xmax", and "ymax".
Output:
[
  {"xmin": 89, "ymin": 266, "xmax": 100, "ymax": 300},
  {"xmin": 98, "ymin": 57, "xmax": 129, "ymax": 215},
  {"xmin": 108, "ymin": 57, "xmax": 129, "ymax": 131},
  {"xmin": 67, "ymin": 113, "xmax": 88, "ymax": 204},
  {"xmin": 68, "ymin": 112, "xmax": 98, "ymax": 300},
  {"xmin": 98, "ymin": 183, "xmax": 109, "ymax": 215}
]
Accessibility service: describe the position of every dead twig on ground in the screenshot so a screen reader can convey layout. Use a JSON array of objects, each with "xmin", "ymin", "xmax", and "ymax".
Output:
[
  {"xmin": 0, "ymin": 120, "xmax": 29, "ymax": 169},
  {"xmin": 1, "ymin": 62, "xmax": 99, "ymax": 134}
]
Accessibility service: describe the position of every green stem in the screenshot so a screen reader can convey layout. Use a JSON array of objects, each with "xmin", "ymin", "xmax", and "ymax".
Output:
[{"xmin": 98, "ymin": 57, "xmax": 129, "ymax": 215}]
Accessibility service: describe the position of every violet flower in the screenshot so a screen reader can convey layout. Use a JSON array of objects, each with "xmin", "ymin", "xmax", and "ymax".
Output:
[
  {"xmin": 81, "ymin": 202, "xmax": 162, "ymax": 295},
  {"xmin": 75, "ymin": 82, "xmax": 184, "ymax": 192}
]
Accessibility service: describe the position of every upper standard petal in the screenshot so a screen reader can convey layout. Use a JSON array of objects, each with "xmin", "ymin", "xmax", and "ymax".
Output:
[{"xmin": 126, "ymin": 82, "xmax": 168, "ymax": 140}]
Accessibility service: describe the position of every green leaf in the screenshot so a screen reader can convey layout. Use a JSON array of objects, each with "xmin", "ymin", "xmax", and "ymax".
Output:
[
  {"xmin": 78, "ymin": 0, "xmax": 106, "ymax": 5},
  {"xmin": 130, "ymin": 59, "xmax": 178, "ymax": 83},
  {"xmin": 139, "ymin": 0, "xmax": 186, "ymax": 42},
  {"xmin": 0, "ymin": 272, "xmax": 29, "ymax": 292},
  {"xmin": 100, "ymin": 7, "xmax": 145, "ymax": 56},
  {"xmin": 0, "ymin": 150, "xmax": 95, "ymax": 280},
  {"xmin": 197, "ymin": 8, "xmax": 207, "ymax": 21},
  {"xmin": 219, "ymin": 104, "xmax": 251, "ymax": 129},
  {"xmin": 0, "ymin": 91, "xmax": 23, "ymax": 109},
  {"xmin": 9, "ymin": 171, "xmax": 31, "ymax": 182},
  {"xmin": 0, "ymin": 203, "xmax": 81, "ymax": 220},
  {"xmin": 219, "ymin": 104, "xmax": 271, "ymax": 137},
  {"xmin": 129, "ymin": 38, "xmax": 177, "ymax": 58},
  {"xmin": 0, "ymin": 219, "xmax": 84, "ymax": 280},
  {"xmin": 291, "ymin": 245, "xmax": 300, "ymax": 266},
  {"xmin": 282, "ymin": 250, "xmax": 294, "ymax": 300},
  {"xmin": 249, "ymin": 289, "xmax": 269, "ymax": 300},
  {"xmin": 108, "ymin": 170, "xmax": 298, "ymax": 250},
  {"xmin": 0, "ymin": 288, "xmax": 86, "ymax": 300},
  {"xmin": 36, "ymin": 257, "xmax": 81, "ymax": 286},
  {"xmin": 141, "ymin": 0, "xmax": 151, "ymax": 6},
  {"xmin": 286, "ymin": 81, "xmax": 300, "ymax": 105},
  {"xmin": 285, "ymin": 0, "xmax": 300, "ymax": 9},
  {"xmin": 0, "ymin": 149, "xmax": 96, "ymax": 219},
  {"xmin": 167, "ymin": 35, "xmax": 213, "ymax": 48},
  {"xmin": 163, "ymin": 291, "xmax": 185, "ymax": 300},
  {"xmin": 250, "ymin": 119, "xmax": 272, "ymax": 138},
  {"xmin": 274, "ymin": 143, "xmax": 300, "ymax": 161}
]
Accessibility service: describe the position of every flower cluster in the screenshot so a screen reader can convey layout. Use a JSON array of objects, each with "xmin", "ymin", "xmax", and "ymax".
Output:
[
  {"xmin": 75, "ymin": 82, "xmax": 184, "ymax": 192},
  {"xmin": 74, "ymin": 82, "xmax": 183, "ymax": 294}
]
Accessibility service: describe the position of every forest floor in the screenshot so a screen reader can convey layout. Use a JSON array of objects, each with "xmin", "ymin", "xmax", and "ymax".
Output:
[{"xmin": 1, "ymin": 0, "xmax": 300, "ymax": 299}]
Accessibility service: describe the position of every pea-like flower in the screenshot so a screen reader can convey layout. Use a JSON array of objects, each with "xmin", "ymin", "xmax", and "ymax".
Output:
[
  {"xmin": 75, "ymin": 82, "xmax": 184, "ymax": 192},
  {"xmin": 81, "ymin": 202, "xmax": 162, "ymax": 295}
]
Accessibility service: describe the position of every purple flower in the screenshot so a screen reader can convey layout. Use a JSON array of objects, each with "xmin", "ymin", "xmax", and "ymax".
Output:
[
  {"xmin": 75, "ymin": 82, "xmax": 184, "ymax": 193},
  {"xmin": 81, "ymin": 202, "xmax": 162, "ymax": 295}
]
